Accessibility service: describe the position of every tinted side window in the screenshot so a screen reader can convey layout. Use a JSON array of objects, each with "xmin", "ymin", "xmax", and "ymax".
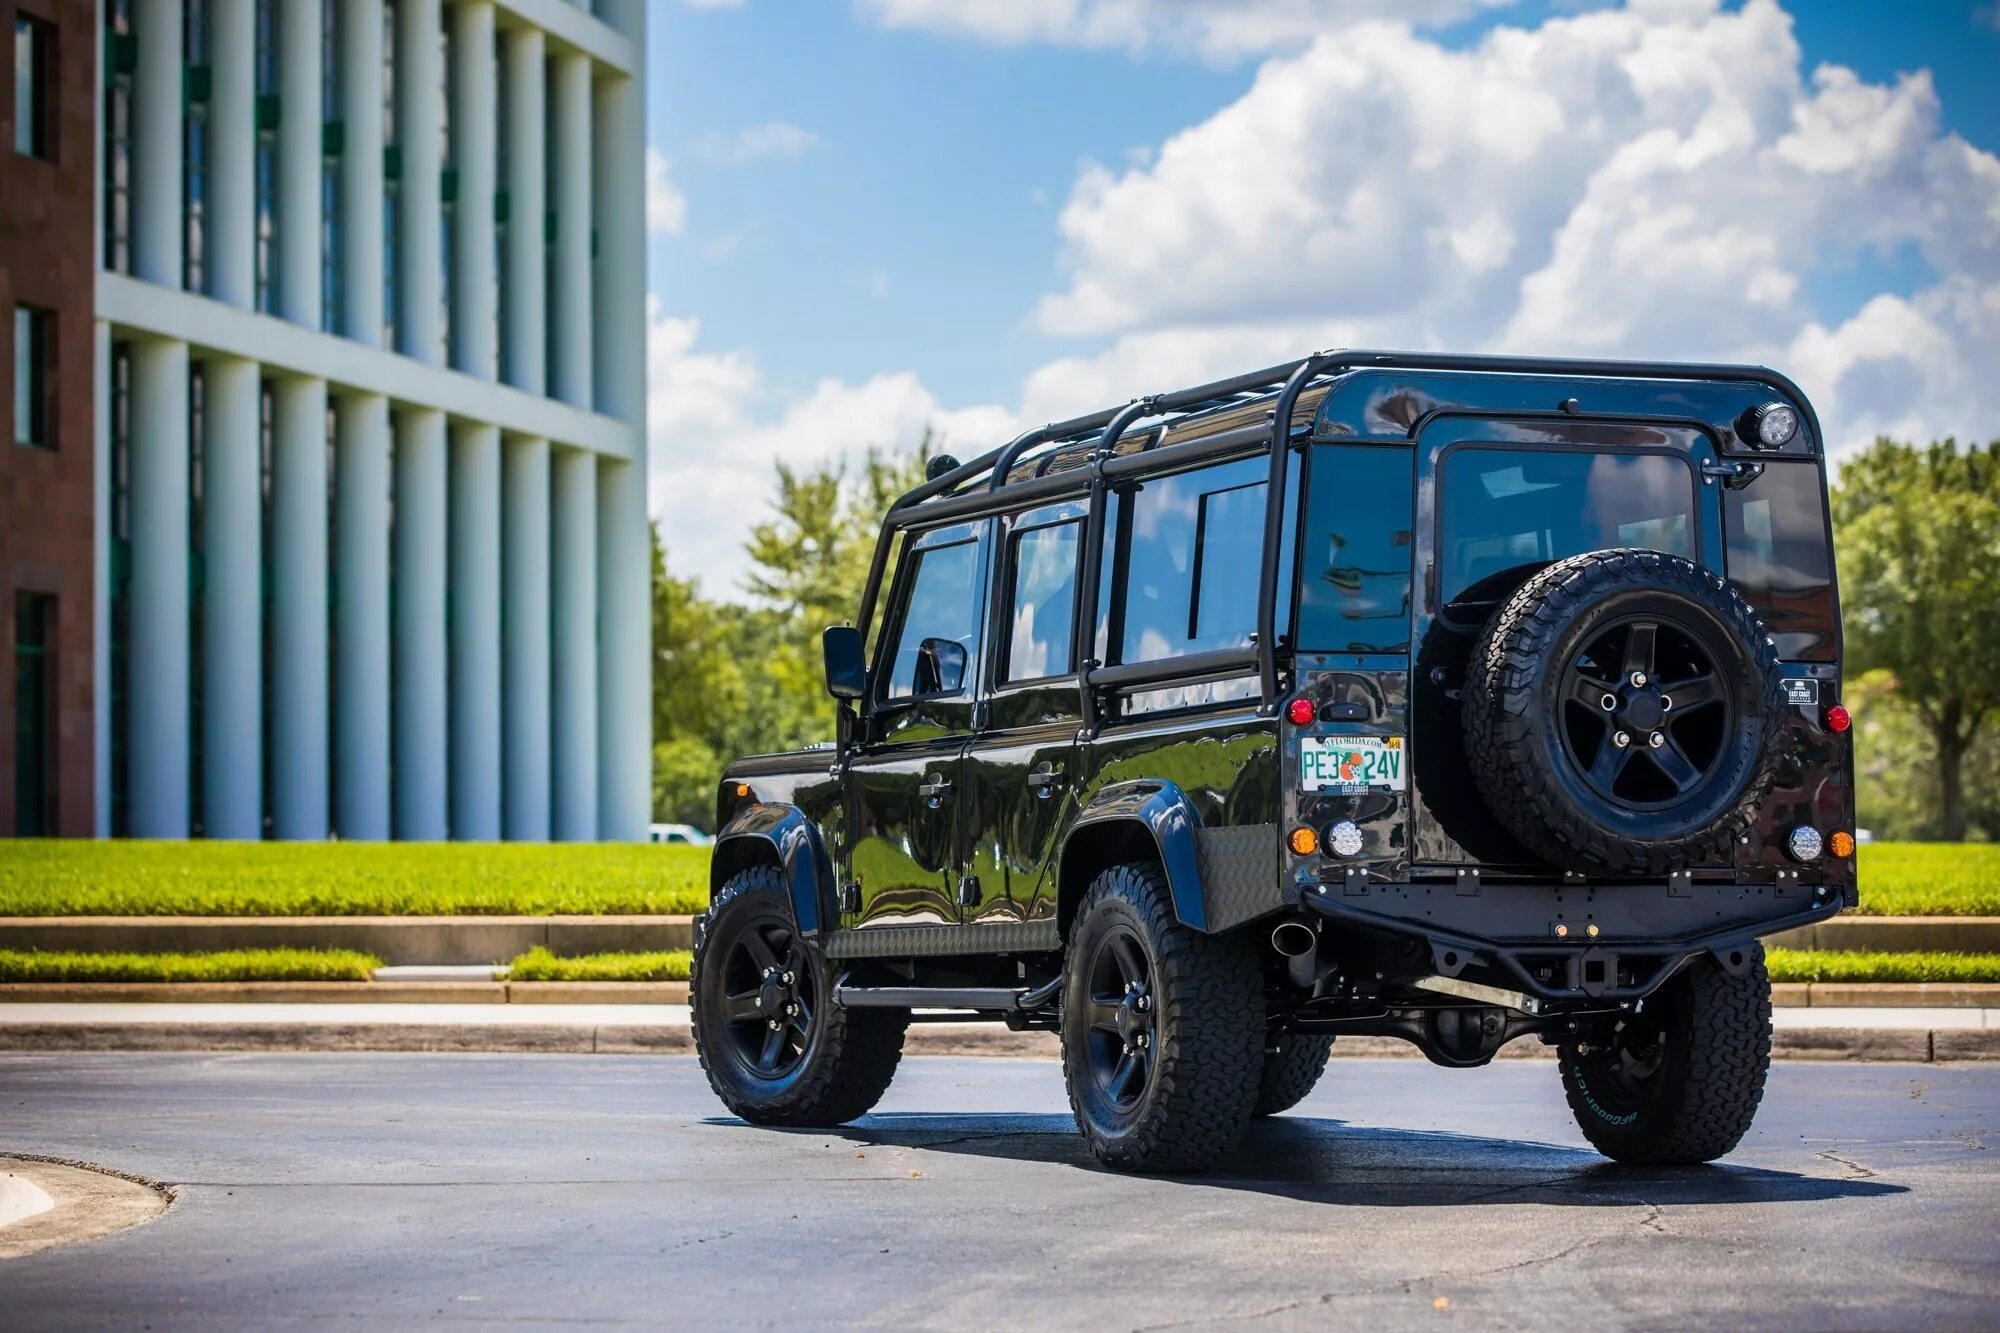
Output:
[
  {"xmin": 1724, "ymin": 461, "xmax": 1835, "ymax": 660},
  {"xmin": 883, "ymin": 539, "xmax": 981, "ymax": 699},
  {"xmin": 1111, "ymin": 456, "xmax": 1294, "ymax": 666},
  {"xmin": 1003, "ymin": 520, "xmax": 1080, "ymax": 682},
  {"xmin": 1298, "ymin": 445, "xmax": 1413, "ymax": 652},
  {"xmin": 1439, "ymin": 449, "xmax": 1694, "ymax": 603}
]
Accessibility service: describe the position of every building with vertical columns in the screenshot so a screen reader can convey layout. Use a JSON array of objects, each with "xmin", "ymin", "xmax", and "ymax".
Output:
[{"xmin": 0, "ymin": 0, "xmax": 651, "ymax": 842}]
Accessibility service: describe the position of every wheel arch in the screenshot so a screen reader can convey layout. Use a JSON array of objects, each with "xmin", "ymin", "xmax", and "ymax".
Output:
[
  {"xmin": 1055, "ymin": 781, "xmax": 1208, "ymax": 939},
  {"xmin": 710, "ymin": 803, "xmax": 834, "ymax": 936}
]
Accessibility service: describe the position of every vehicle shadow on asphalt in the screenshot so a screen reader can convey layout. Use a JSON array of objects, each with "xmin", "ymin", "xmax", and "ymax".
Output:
[{"xmin": 781, "ymin": 1113, "xmax": 1906, "ymax": 1207}]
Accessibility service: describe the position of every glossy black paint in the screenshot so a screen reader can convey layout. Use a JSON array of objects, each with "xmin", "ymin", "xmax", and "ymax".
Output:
[{"xmin": 710, "ymin": 351, "xmax": 1850, "ymax": 1024}]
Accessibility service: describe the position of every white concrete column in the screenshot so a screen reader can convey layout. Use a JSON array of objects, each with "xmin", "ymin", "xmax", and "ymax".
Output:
[
  {"xmin": 596, "ymin": 459, "xmax": 649, "ymax": 841},
  {"xmin": 208, "ymin": 0, "xmax": 255, "ymax": 306},
  {"xmin": 271, "ymin": 376, "xmax": 330, "ymax": 840},
  {"xmin": 127, "ymin": 339, "xmax": 191, "ymax": 837},
  {"xmin": 397, "ymin": 0, "xmax": 443, "ymax": 364},
  {"xmin": 502, "ymin": 436, "xmax": 550, "ymax": 841},
  {"xmin": 551, "ymin": 447, "xmax": 598, "ymax": 841},
  {"xmin": 452, "ymin": 1, "xmax": 496, "ymax": 379},
  {"xmin": 277, "ymin": 0, "xmax": 323, "ymax": 327},
  {"xmin": 550, "ymin": 53, "xmax": 592, "ymax": 409},
  {"xmin": 132, "ymin": 0, "xmax": 184, "ymax": 287},
  {"xmin": 200, "ymin": 357, "xmax": 263, "ymax": 839},
  {"xmin": 593, "ymin": 72, "xmax": 644, "ymax": 425},
  {"xmin": 334, "ymin": 392, "xmax": 391, "ymax": 839},
  {"xmin": 449, "ymin": 422, "xmax": 501, "ymax": 840},
  {"xmin": 340, "ymin": 0, "xmax": 384, "ymax": 345},
  {"xmin": 501, "ymin": 26, "xmax": 545, "ymax": 394},
  {"xmin": 393, "ymin": 407, "xmax": 448, "ymax": 839},
  {"xmin": 94, "ymin": 323, "xmax": 112, "ymax": 836}
]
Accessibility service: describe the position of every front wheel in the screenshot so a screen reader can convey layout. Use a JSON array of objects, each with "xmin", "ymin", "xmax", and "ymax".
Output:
[
  {"xmin": 1061, "ymin": 863, "xmax": 1265, "ymax": 1172},
  {"xmin": 692, "ymin": 866, "xmax": 907, "ymax": 1126},
  {"xmin": 1560, "ymin": 945, "xmax": 1772, "ymax": 1164}
]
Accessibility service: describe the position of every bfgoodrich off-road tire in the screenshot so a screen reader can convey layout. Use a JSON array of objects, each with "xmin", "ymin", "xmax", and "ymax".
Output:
[
  {"xmin": 1252, "ymin": 1034, "xmax": 1336, "ymax": 1117},
  {"xmin": 1560, "ymin": 945, "xmax": 1772, "ymax": 1164},
  {"xmin": 1462, "ymin": 548, "xmax": 1787, "ymax": 876},
  {"xmin": 1061, "ymin": 863, "xmax": 1265, "ymax": 1172},
  {"xmin": 692, "ymin": 866, "xmax": 907, "ymax": 1127}
]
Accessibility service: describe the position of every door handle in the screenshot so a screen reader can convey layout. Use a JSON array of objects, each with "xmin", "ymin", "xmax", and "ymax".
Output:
[
  {"xmin": 1026, "ymin": 769, "xmax": 1066, "ymax": 799},
  {"xmin": 918, "ymin": 774, "xmax": 953, "ymax": 807}
]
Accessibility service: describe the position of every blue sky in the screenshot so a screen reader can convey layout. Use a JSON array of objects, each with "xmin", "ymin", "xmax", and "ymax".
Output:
[{"xmin": 641, "ymin": 1, "xmax": 2000, "ymax": 597}]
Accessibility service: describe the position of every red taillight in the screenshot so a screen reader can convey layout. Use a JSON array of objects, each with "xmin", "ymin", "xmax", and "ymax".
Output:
[
  {"xmin": 1286, "ymin": 697, "xmax": 1317, "ymax": 726},
  {"xmin": 1825, "ymin": 704, "xmax": 1851, "ymax": 733}
]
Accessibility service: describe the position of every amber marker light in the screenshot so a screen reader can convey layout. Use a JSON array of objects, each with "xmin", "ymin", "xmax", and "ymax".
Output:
[
  {"xmin": 1287, "ymin": 826, "xmax": 1320, "ymax": 856},
  {"xmin": 1286, "ymin": 696, "xmax": 1317, "ymax": 726},
  {"xmin": 734, "ymin": 782, "xmax": 752, "ymax": 799},
  {"xmin": 1829, "ymin": 831, "xmax": 1856, "ymax": 859}
]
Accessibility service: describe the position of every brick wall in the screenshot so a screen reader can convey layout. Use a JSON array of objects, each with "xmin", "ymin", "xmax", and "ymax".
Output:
[{"xmin": 0, "ymin": 0, "xmax": 98, "ymax": 835}]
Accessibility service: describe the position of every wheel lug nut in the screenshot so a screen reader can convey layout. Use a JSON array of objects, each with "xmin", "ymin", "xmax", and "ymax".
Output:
[
  {"xmin": 1135, "ymin": 1035, "xmax": 1148, "ymax": 1049},
  {"xmin": 1613, "ymin": 731, "xmax": 1630, "ymax": 748},
  {"xmin": 781, "ymin": 971, "xmax": 794, "ymax": 985},
  {"xmin": 767, "ymin": 1019, "xmax": 780, "ymax": 1030},
  {"xmin": 1630, "ymin": 671, "xmax": 1648, "ymax": 687},
  {"xmin": 1648, "ymin": 731, "xmax": 1665, "ymax": 748},
  {"xmin": 785, "ymin": 1003, "xmax": 798, "ymax": 1016},
  {"xmin": 1136, "ymin": 996, "xmax": 1150, "ymax": 1012},
  {"xmin": 1659, "ymin": 695, "xmax": 1672, "ymax": 711}
]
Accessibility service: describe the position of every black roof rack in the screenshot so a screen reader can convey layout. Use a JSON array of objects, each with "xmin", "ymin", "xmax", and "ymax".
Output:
[{"xmin": 859, "ymin": 349, "xmax": 1819, "ymax": 720}]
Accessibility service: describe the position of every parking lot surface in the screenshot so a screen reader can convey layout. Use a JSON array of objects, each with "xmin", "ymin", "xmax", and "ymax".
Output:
[{"xmin": 1, "ymin": 1053, "xmax": 1993, "ymax": 1329}]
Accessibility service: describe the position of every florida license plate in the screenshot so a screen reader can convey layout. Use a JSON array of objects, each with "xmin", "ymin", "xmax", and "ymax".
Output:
[{"xmin": 1300, "ymin": 736, "xmax": 1406, "ymax": 794}]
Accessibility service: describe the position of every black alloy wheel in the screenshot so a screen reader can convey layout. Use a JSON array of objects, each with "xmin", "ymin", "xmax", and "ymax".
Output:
[
  {"xmin": 1558, "ymin": 614, "xmax": 1731, "ymax": 809},
  {"xmin": 1082, "ymin": 925, "xmax": 1158, "ymax": 1113},
  {"xmin": 717, "ymin": 915, "xmax": 816, "ymax": 1080}
]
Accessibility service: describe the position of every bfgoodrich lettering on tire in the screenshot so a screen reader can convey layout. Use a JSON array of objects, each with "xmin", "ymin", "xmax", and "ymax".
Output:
[
  {"xmin": 692, "ymin": 866, "xmax": 907, "ymax": 1126},
  {"xmin": 1560, "ymin": 945, "xmax": 1772, "ymax": 1164}
]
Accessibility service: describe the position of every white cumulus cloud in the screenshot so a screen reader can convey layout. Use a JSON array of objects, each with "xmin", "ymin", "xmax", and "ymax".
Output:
[
  {"xmin": 645, "ymin": 149, "xmax": 688, "ymax": 234},
  {"xmin": 691, "ymin": 121, "xmax": 821, "ymax": 164}
]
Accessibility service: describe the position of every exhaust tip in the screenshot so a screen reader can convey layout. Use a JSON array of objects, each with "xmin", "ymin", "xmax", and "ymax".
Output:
[{"xmin": 1271, "ymin": 920, "xmax": 1317, "ymax": 958}]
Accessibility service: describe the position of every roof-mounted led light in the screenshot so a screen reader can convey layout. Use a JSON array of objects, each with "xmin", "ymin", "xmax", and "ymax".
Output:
[{"xmin": 1742, "ymin": 402, "xmax": 1799, "ymax": 449}]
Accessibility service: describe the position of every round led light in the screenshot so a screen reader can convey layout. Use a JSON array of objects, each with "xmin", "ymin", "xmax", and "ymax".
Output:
[
  {"xmin": 1787, "ymin": 825, "xmax": 1824, "ymax": 863},
  {"xmin": 1744, "ymin": 402, "xmax": 1799, "ymax": 449},
  {"xmin": 1829, "ymin": 831, "xmax": 1855, "ymax": 859},
  {"xmin": 1287, "ymin": 826, "xmax": 1320, "ymax": 857},
  {"xmin": 1326, "ymin": 820, "xmax": 1364, "ymax": 858},
  {"xmin": 1824, "ymin": 704, "xmax": 1851, "ymax": 734},
  {"xmin": 1286, "ymin": 696, "xmax": 1318, "ymax": 726}
]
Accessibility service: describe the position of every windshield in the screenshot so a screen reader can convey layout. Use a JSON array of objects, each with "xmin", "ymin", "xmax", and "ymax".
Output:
[{"xmin": 1437, "ymin": 448, "xmax": 1697, "ymax": 604}]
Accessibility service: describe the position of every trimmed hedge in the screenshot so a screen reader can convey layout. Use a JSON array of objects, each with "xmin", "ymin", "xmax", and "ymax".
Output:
[
  {"xmin": 1767, "ymin": 948, "xmax": 2000, "ymax": 985},
  {"xmin": 1853, "ymin": 842, "xmax": 2000, "ymax": 917},
  {"xmin": 505, "ymin": 947, "xmax": 691, "ymax": 982},
  {"xmin": 0, "ymin": 947, "xmax": 382, "ymax": 983},
  {"xmin": 0, "ymin": 840, "xmax": 709, "ymax": 917}
]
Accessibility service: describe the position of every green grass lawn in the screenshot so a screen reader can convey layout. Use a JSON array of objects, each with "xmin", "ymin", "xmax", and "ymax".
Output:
[
  {"xmin": 1766, "ymin": 948, "xmax": 2000, "ymax": 985},
  {"xmin": 0, "ymin": 840, "xmax": 709, "ymax": 917},
  {"xmin": 505, "ymin": 947, "xmax": 692, "ymax": 982},
  {"xmin": 0, "ymin": 947, "xmax": 382, "ymax": 983},
  {"xmin": 0, "ymin": 837, "xmax": 1989, "ymax": 919}
]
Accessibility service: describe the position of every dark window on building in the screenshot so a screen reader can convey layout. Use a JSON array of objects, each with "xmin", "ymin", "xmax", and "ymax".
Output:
[
  {"xmin": 13, "ymin": 304, "xmax": 52, "ymax": 450},
  {"xmin": 1105, "ymin": 455, "xmax": 1295, "ymax": 667},
  {"xmin": 188, "ymin": 366, "xmax": 207, "ymax": 836},
  {"xmin": 13, "ymin": 592, "xmax": 57, "ymax": 835},
  {"xmin": 103, "ymin": 0, "xmax": 135, "ymax": 272},
  {"xmin": 438, "ymin": 4, "xmax": 453, "ymax": 364},
  {"xmin": 1297, "ymin": 445, "xmax": 1413, "ymax": 653},
  {"xmin": 320, "ymin": 0, "xmax": 342, "ymax": 331},
  {"xmin": 109, "ymin": 344, "xmax": 133, "ymax": 834},
  {"xmin": 1437, "ymin": 448, "xmax": 1695, "ymax": 606},
  {"xmin": 254, "ymin": 0, "xmax": 278, "ymax": 312},
  {"xmin": 1724, "ymin": 461, "xmax": 1837, "ymax": 661},
  {"xmin": 183, "ymin": 0, "xmax": 211, "ymax": 292},
  {"xmin": 13, "ymin": 15, "xmax": 52, "ymax": 159},
  {"xmin": 882, "ymin": 538, "xmax": 981, "ymax": 700},
  {"xmin": 382, "ymin": 0, "xmax": 398, "ymax": 347},
  {"xmin": 1002, "ymin": 515, "xmax": 1080, "ymax": 684}
]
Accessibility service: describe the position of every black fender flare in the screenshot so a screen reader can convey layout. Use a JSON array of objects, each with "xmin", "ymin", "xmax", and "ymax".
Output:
[
  {"xmin": 1058, "ymin": 780, "xmax": 1210, "ymax": 931},
  {"xmin": 710, "ymin": 803, "xmax": 834, "ymax": 936}
]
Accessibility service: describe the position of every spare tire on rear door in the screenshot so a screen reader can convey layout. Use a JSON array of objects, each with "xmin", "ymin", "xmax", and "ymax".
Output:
[{"xmin": 1460, "ymin": 549, "xmax": 1786, "ymax": 876}]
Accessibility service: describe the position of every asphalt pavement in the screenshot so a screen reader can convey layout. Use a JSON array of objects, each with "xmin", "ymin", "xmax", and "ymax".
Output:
[{"xmin": 0, "ymin": 1052, "xmax": 1994, "ymax": 1329}]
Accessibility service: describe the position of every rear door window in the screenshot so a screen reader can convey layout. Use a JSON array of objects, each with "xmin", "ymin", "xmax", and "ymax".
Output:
[
  {"xmin": 1438, "ymin": 449, "xmax": 1696, "ymax": 604},
  {"xmin": 1724, "ymin": 462, "xmax": 1836, "ymax": 660},
  {"xmin": 1298, "ymin": 445, "xmax": 1414, "ymax": 652}
]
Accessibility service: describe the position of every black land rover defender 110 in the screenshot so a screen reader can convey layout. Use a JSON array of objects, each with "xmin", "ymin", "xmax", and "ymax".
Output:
[{"xmin": 691, "ymin": 350, "xmax": 1855, "ymax": 1171}]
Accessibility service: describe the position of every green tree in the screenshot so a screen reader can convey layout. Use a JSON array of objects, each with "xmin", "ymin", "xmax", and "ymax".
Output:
[{"xmin": 1834, "ymin": 439, "xmax": 2000, "ymax": 841}]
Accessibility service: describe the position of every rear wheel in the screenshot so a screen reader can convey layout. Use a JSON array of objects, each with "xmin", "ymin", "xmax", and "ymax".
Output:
[
  {"xmin": 1559, "ymin": 945, "xmax": 1772, "ymax": 1164},
  {"xmin": 1253, "ymin": 1034, "xmax": 1336, "ymax": 1116},
  {"xmin": 692, "ymin": 866, "xmax": 907, "ymax": 1126},
  {"xmin": 1061, "ymin": 863, "xmax": 1264, "ymax": 1172}
]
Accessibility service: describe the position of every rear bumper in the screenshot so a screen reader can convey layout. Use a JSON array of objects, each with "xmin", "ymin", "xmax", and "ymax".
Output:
[{"xmin": 1300, "ymin": 876, "xmax": 1846, "ymax": 1005}]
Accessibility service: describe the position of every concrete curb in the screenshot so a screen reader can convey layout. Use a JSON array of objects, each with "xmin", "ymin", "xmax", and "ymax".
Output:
[
  {"xmin": 0, "ymin": 1021, "xmax": 1991, "ymax": 1061},
  {"xmin": 1768, "ymin": 916, "xmax": 2000, "ymax": 953},
  {"xmin": 0, "ymin": 916, "xmax": 698, "ymax": 965}
]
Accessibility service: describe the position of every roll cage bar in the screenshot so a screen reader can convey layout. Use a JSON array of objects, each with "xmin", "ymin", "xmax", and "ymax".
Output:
[{"xmin": 853, "ymin": 349, "xmax": 1821, "ymax": 723}]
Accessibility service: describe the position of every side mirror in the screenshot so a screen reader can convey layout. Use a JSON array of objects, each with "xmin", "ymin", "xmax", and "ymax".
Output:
[{"xmin": 822, "ymin": 625, "xmax": 867, "ymax": 702}]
